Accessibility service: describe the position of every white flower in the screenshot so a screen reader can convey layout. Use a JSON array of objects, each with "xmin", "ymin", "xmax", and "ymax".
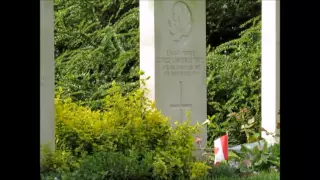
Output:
[
  {"xmin": 229, "ymin": 160, "xmax": 239, "ymax": 168},
  {"xmin": 248, "ymin": 117, "xmax": 255, "ymax": 124},
  {"xmin": 202, "ymin": 119, "xmax": 210, "ymax": 125}
]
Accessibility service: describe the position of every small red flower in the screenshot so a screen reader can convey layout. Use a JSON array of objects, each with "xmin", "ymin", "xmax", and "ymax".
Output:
[{"xmin": 195, "ymin": 137, "xmax": 202, "ymax": 144}]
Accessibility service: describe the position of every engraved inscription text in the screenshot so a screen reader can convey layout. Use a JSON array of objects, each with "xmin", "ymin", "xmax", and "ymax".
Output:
[{"xmin": 156, "ymin": 50, "xmax": 205, "ymax": 76}]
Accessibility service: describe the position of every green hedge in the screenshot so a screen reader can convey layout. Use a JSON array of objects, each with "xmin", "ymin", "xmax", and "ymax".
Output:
[
  {"xmin": 206, "ymin": 16, "xmax": 262, "ymax": 146},
  {"xmin": 41, "ymin": 80, "xmax": 210, "ymax": 180}
]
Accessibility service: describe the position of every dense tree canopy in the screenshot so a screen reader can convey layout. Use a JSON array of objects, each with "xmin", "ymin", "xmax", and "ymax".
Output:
[
  {"xmin": 54, "ymin": 0, "xmax": 262, "ymax": 144},
  {"xmin": 54, "ymin": 0, "xmax": 261, "ymax": 110},
  {"xmin": 54, "ymin": 0, "xmax": 139, "ymax": 109}
]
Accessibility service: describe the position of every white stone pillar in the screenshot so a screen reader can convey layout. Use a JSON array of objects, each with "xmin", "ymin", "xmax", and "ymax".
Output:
[
  {"xmin": 261, "ymin": 0, "xmax": 280, "ymax": 144},
  {"xmin": 40, "ymin": 0, "xmax": 55, "ymax": 150}
]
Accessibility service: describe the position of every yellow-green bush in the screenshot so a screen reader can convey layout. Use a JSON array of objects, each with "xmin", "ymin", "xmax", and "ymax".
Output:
[
  {"xmin": 190, "ymin": 162, "xmax": 211, "ymax": 180},
  {"xmin": 55, "ymin": 81, "xmax": 170, "ymax": 154},
  {"xmin": 40, "ymin": 146, "xmax": 80, "ymax": 179},
  {"xmin": 53, "ymin": 80, "xmax": 210, "ymax": 179}
]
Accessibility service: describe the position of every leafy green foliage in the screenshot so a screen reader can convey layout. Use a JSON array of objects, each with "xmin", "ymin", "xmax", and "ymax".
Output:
[
  {"xmin": 64, "ymin": 151, "xmax": 154, "ymax": 180},
  {"xmin": 206, "ymin": 0, "xmax": 261, "ymax": 47},
  {"xmin": 54, "ymin": 0, "xmax": 140, "ymax": 109},
  {"xmin": 50, "ymin": 0, "xmax": 267, "ymax": 178},
  {"xmin": 189, "ymin": 162, "xmax": 212, "ymax": 180},
  {"xmin": 51, "ymin": 80, "xmax": 210, "ymax": 179},
  {"xmin": 206, "ymin": 162, "xmax": 238, "ymax": 179},
  {"xmin": 40, "ymin": 147, "xmax": 81, "ymax": 180},
  {"xmin": 55, "ymin": 80, "xmax": 170, "ymax": 155},
  {"xmin": 206, "ymin": 16, "xmax": 261, "ymax": 146},
  {"xmin": 229, "ymin": 141, "xmax": 280, "ymax": 174},
  {"xmin": 198, "ymin": 142, "xmax": 279, "ymax": 179},
  {"xmin": 54, "ymin": 0, "xmax": 263, "ymax": 147},
  {"xmin": 204, "ymin": 171, "xmax": 280, "ymax": 180},
  {"xmin": 40, "ymin": 149, "xmax": 153, "ymax": 180},
  {"xmin": 207, "ymin": 108, "xmax": 260, "ymax": 146},
  {"xmin": 244, "ymin": 171, "xmax": 279, "ymax": 180},
  {"xmin": 54, "ymin": 0, "xmax": 262, "ymax": 112},
  {"xmin": 151, "ymin": 121, "xmax": 209, "ymax": 179}
]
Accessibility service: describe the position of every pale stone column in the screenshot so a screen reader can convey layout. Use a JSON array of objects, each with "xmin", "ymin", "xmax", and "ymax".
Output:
[
  {"xmin": 40, "ymin": 0, "xmax": 55, "ymax": 150},
  {"xmin": 140, "ymin": 0, "xmax": 207, "ymax": 159},
  {"xmin": 261, "ymin": 0, "xmax": 280, "ymax": 144}
]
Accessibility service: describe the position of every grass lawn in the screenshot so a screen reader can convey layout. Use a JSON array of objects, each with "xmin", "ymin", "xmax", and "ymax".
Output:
[{"xmin": 203, "ymin": 171, "xmax": 280, "ymax": 180}]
